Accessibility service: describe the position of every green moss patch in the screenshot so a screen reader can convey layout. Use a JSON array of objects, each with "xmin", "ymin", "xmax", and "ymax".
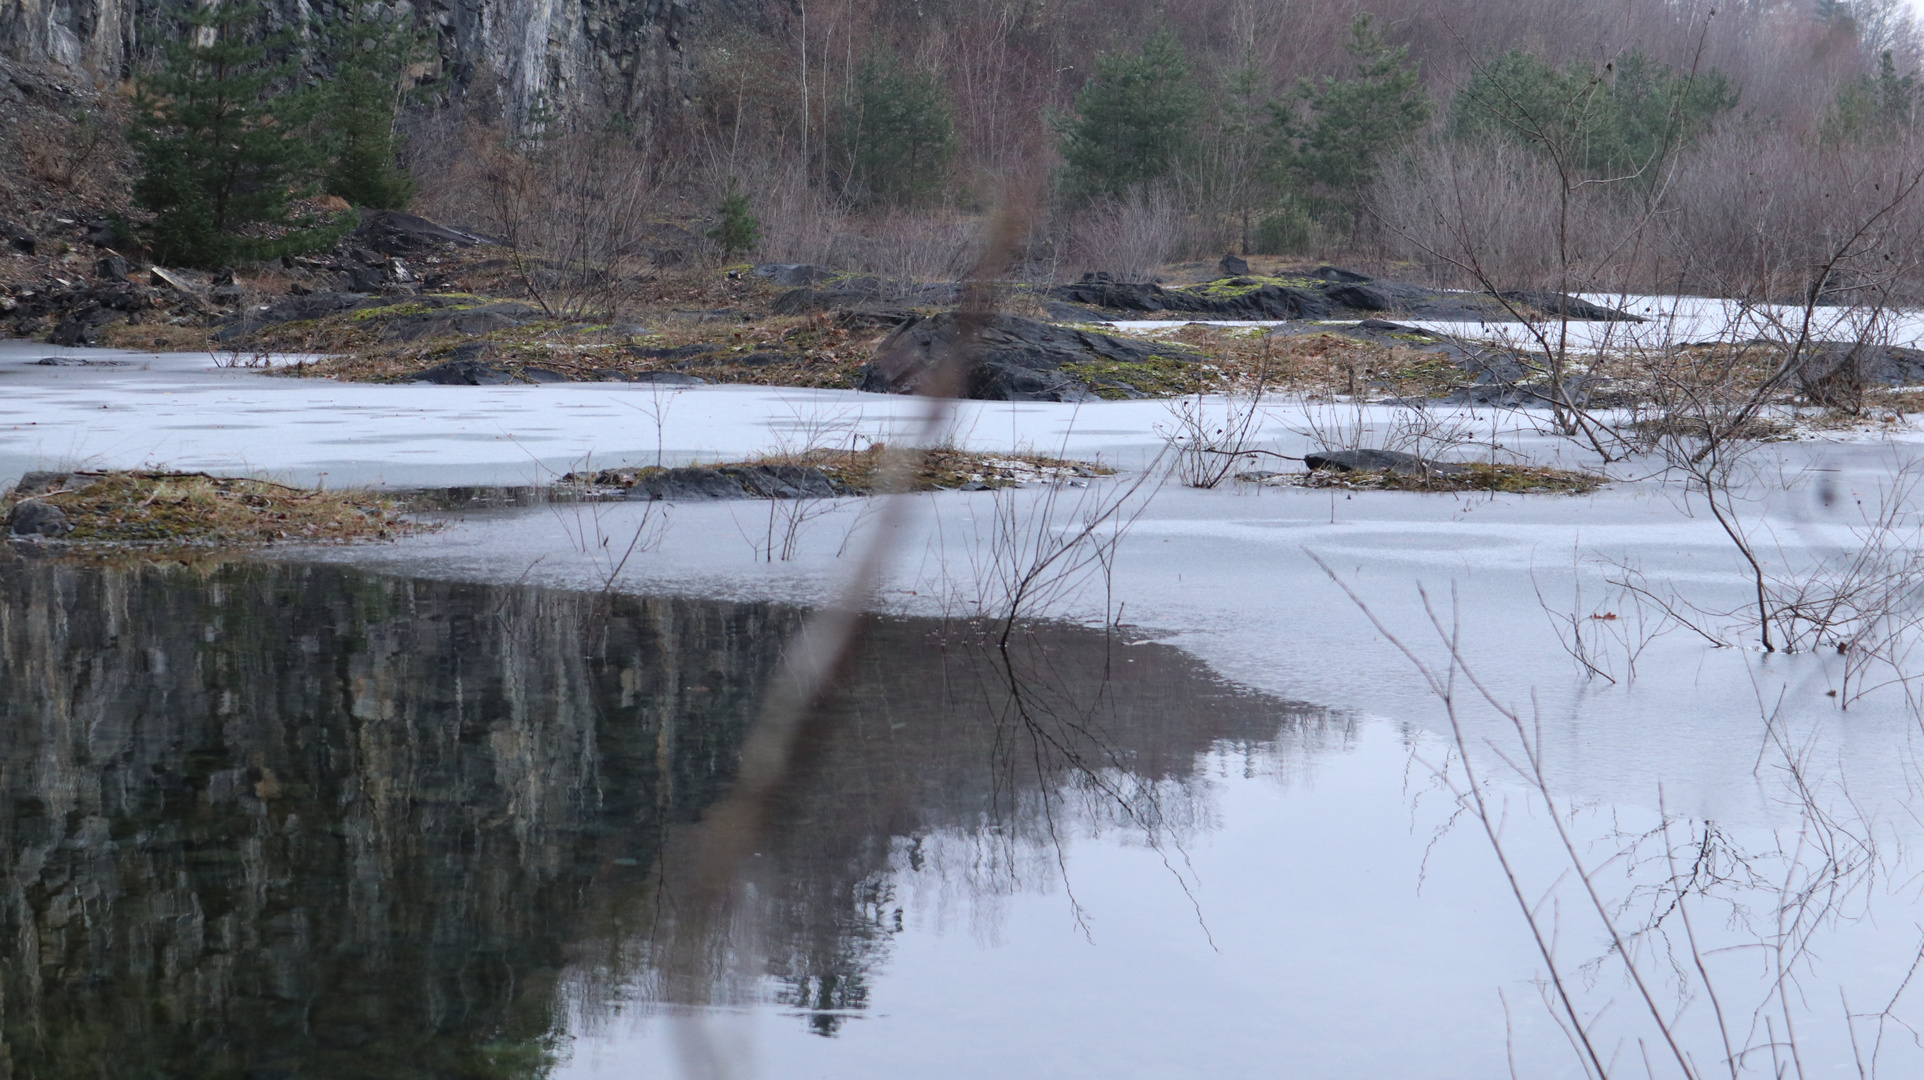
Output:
[
  {"xmin": 1061, "ymin": 354, "xmax": 1206, "ymax": 399},
  {"xmin": 1184, "ymin": 274, "xmax": 1323, "ymax": 299}
]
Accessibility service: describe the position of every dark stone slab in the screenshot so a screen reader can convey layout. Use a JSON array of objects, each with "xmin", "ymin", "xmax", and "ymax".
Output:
[
  {"xmin": 624, "ymin": 464, "xmax": 852, "ymax": 501},
  {"xmin": 413, "ymin": 358, "xmax": 518, "ymax": 385},
  {"xmin": 1304, "ymin": 449, "xmax": 1468, "ymax": 476},
  {"xmin": 859, "ymin": 311, "xmax": 1199, "ymax": 402},
  {"xmin": 8, "ymin": 500, "xmax": 71, "ymax": 536}
]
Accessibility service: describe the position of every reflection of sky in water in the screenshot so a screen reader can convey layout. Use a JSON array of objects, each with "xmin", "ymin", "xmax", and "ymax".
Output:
[{"xmin": 8, "ymin": 560, "xmax": 1924, "ymax": 1078}]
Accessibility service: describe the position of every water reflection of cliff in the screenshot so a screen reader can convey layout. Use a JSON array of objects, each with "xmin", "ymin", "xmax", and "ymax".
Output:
[{"xmin": 0, "ymin": 559, "xmax": 1341, "ymax": 1078}]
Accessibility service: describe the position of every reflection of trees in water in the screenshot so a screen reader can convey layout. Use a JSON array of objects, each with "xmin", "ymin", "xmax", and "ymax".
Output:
[
  {"xmin": 639, "ymin": 617, "xmax": 1347, "ymax": 1036},
  {"xmin": 0, "ymin": 560, "xmax": 1340, "ymax": 1076}
]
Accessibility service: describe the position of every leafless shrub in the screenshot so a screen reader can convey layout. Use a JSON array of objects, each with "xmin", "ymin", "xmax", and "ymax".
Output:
[
  {"xmin": 1319, "ymin": 563, "xmax": 1924, "ymax": 1080},
  {"xmin": 1065, "ymin": 187, "xmax": 1202, "ymax": 281},
  {"xmin": 1771, "ymin": 471, "xmax": 1924, "ymax": 705},
  {"xmin": 1662, "ymin": 130, "xmax": 1924, "ymax": 306},
  {"xmin": 1532, "ymin": 551, "xmax": 1673, "ymax": 686},
  {"xmin": 460, "ymin": 122, "xmax": 668, "ymax": 318},
  {"xmin": 1160, "ymin": 347, "xmax": 1272, "ymax": 488},
  {"xmin": 827, "ymin": 210, "xmax": 985, "ymax": 291},
  {"xmin": 958, "ymin": 454, "xmax": 1167, "ymax": 647},
  {"xmin": 555, "ymin": 493, "xmax": 672, "ymax": 593},
  {"xmin": 208, "ymin": 340, "xmax": 276, "ymax": 369},
  {"xmin": 1290, "ymin": 397, "xmax": 1485, "ymax": 464},
  {"xmin": 1373, "ymin": 137, "xmax": 1634, "ymax": 292},
  {"xmin": 1606, "ymin": 461, "xmax": 1924, "ymax": 705}
]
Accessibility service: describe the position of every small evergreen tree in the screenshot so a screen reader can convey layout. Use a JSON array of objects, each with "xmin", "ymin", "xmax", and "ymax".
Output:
[
  {"xmin": 842, "ymin": 50, "xmax": 956, "ymax": 205},
  {"xmin": 708, "ymin": 180, "xmax": 759, "ymax": 262},
  {"xmin": 1449, "ymin": 48, "xmax": 1737, "ymax": 180},
  {"xmin": 1276, "ymin": 15, "xmax": 1432, "ymax": 201},
  {"xmin": 1057, "ymin": 30, "xmax": 1201, "ymax": 201},
  {"xmin": 1824, "ymin": 51, "xmax": 1919, "ymax": 144},
  {"xmin": 1202, "ymin": 55, "xmax": 1274, "ymax": 254},
  {"xmin": 128, "ymin": 1, "xmax": 348, "ymax": 267},
  {"xmin": 319, "ymin": 4, "xmax": 423, "ymax": 210}
]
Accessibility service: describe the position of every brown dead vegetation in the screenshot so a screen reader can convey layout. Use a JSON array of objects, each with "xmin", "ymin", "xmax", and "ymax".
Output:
[
  {"xmin": 564, "ymin": 445, "xmax": 1113, "ymax": 495},
  {"xmin": 7, "ymin": 471, "xmax": 420, "ymax": 548},
  {"xmin": 1246, "ymin": 461, "xmax": 1604, "ymax": 495}
]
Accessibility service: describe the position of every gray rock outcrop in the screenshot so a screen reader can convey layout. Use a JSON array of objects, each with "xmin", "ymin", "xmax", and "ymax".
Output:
[
  {"xmin": 1304, "ymin": 449, "xmax": 1468, "ymax": 476},
  {"xmin": 3, "ymin": 0, "xmax": 755, "ymax": 131},
  {"xmin": 7, "ymin": 499, "xmax": 70, "ymax": 536},
  {"xmin": 859, "ymin": 311, "xmax": 1201, "ymax": 402}
]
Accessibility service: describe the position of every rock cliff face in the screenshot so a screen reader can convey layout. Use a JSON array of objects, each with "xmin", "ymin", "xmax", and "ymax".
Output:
[
  {"xmin": 0, "ymin": 0, "xmax": 753, "ymax": 126},
  {"xmin": 0, "ymin": 557, "xmax": 1327, "ymax": 1075}
]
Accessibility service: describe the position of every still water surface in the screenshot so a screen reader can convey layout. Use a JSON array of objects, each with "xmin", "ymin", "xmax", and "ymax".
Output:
[
  {"xmin": 1, "ymin": 559, "xmax": 1396, "ymax": 1078},
  {"xmin": 7, "ymin": 558, "xmax": 1916, "ymax": 1078}
]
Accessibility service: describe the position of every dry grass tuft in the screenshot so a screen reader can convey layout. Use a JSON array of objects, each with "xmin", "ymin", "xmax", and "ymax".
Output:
[
  {"xmin": 283, "ymin": 309, "xmax": 888, "ymax": 389},
  {"xmin": 8, "ymin": 471, "xmax": 421, "ymax": 547},
  {"xmin": 1243, "ymin": 461, "xmax": 1605, "ymax": 495},
  {"xmin": 564, "ymin": 445, "xmax": 1114, "ymax": 495},
  {"xmin": 1148, "ymin": 325, "xmax": 1470, "ymax": 398}
]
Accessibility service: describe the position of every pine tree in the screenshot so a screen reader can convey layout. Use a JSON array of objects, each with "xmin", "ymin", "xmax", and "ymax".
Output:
[
  {"xmin": 128, "ymin": 1, "xmax": 349, "ymax": 267},
  {"xmin": 708, "ymin": 180, "xmax": 759, "ymax": 262},
  {"xmin": 1275, "ymin": 15, "xmax": 1432, "ymax": 202},
  {"xmin": 842, "ymin": 51, "xmax": 956, "ymax": 206},
  {"xmin": 1449, "ymin": 48, "xmax": 1737, "ymax": 180},
  {"xmin": 1057, "ymin": 30, "xmax": 1201, "ymax": 201},
  {"xmin": 1824, "ymin": 51, "xmax": 1919, "ymax": 144},
  {"xmin": 319, "ymin": 4, "xmax": 423, "ymax": 210},
  {"xmin": 1205, "ymin": 56, "xmax": 1273, "ymax": 254}
]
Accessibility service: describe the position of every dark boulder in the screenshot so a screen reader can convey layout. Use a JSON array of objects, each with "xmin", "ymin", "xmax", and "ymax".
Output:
[
  {"xmin": 1320, "ymin": 281, "xmax": 1392, "ymax": 311},
  {"xmin": 212, "ymin": 291, "xmax": 369, "ymax": 342},
  {"xmin": 1305, "ymin": 449, "xmax": 1468, "ymax": 476},
  {"xmin": 632, "ymin": 343, "xmax": 723, "ymax": 362},
  {"xmin": 413, "ymin": 357, "xmax": 518, "ymax": 385},
  {"xmin": 94, "ymin": 255, "xmax": 130, "ymax": 283},
  {"xmin": 1048, "ymin": 278, "xmax": 1330, "ymax": 320},
  {"xmin": 1052, "ymin": 267, "xmax": 1645, "ymax": 324},
  {"xmin": 8, "ymin": 500, "xmax": 71, "ymax": 537},
  {"xmin": 1797, "ymin": 342, "xmax": 1924, "ymax": 408},
  {"xmin": 13, "ymin": 471, "xmax": 94, "ymax": 497},
  {"xmin": 753, "ymin": 263, "xmax": 840, "ymax": 287},
  {"xmin": 1496, "ymin": 291, "xmax": 1643, "ymax": 322},
  {"xmin": 1219, "ymin": 254, "xmax": 1250, "ymax": 276},
  {"xmin": 344, "ymin": 265, "xmax": 387, "ymax": 292},
  {"xmin": 378, "ymin": 301, "xmax": 537, "ymax": 344},
  {"xmin": 860, "ymin": 312, "xmax": 1199, "ymax": 402},
  {"xmin": 47, "ymin": 302, "xmax": 129, "ymax": 346},
  {"xmin": 352, "ymin": 210, "xmax": 498, "ymax": 256},
  {"xmin": 85, "ymin": 219, "xmax": 129, "ymax": 248},
  {"xmin": 1313, "ymin": 266, "xmax": 1373, "ymax": 283}
]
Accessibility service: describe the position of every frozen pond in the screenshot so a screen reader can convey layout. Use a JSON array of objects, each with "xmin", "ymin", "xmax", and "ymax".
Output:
[{"xmin": 12, "ymin": 336, "xmax": 1924, "ymax": 1076}]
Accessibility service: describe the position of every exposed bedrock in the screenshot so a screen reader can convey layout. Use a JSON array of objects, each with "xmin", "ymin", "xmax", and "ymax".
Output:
[
  {"xmin": 2, "ymin": 0, "xmax": 756, "ymax": 127},
  {"xmin": 858, "ymin": 311, "xmax": 1203, "ymax": 402},
  {"xmin": 1049, "ymin": 270, "xmax": 1645, "ymax": 324}
]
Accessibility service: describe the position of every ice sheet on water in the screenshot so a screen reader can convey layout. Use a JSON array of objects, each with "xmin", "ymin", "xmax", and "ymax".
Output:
[{"xmin": 17, "ymin": 332, "xmax": 1924, "ymax": 1076}]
